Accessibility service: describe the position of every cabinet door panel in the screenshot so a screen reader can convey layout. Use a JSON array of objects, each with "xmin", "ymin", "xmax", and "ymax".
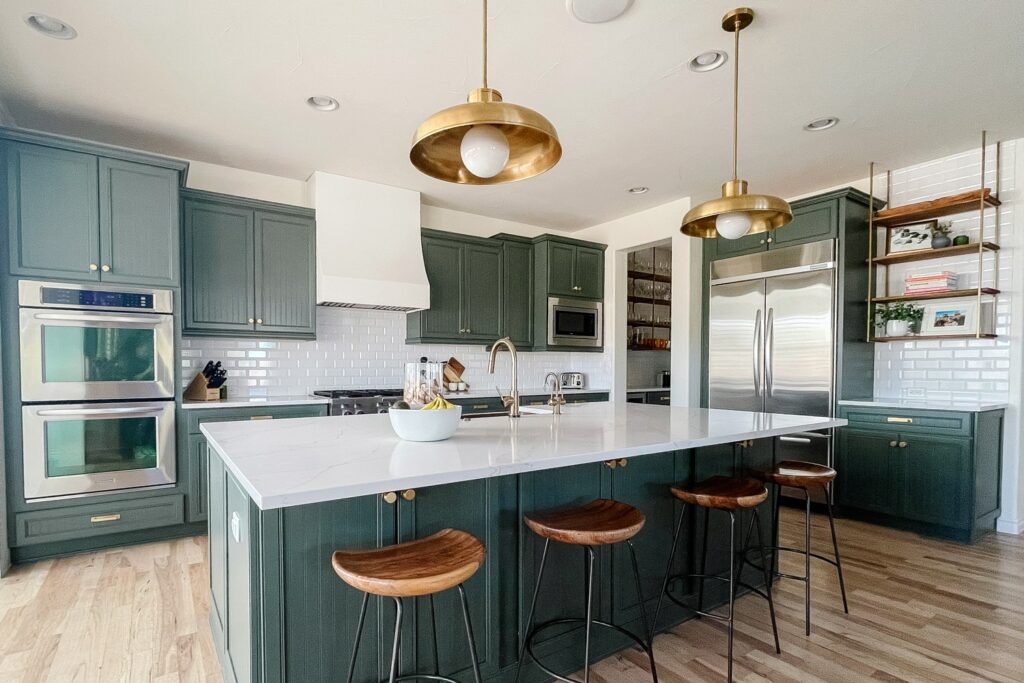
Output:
[
  {"xmin": 419, "ymin": 238, "xmax": 465, "ymax": 338},
  {"xmin": 99, "ymin": 159, "xmax": 179, "ymax": 286},
  {"xmin": 183, "ymin": 200, "xmax": 256, "ymax": 334},
  {"xmin": 771, "ymin": 199, "xmax": 836, "ymax": 249},
  {"xmin": 547, "ymin": 243, "xmax": 577, "ymax": 297},
  {"xmin": 186, "ymin": 434, "xmax": 208, "ymax": 523},
  {"xmin": 836, "ymin": 429, "xmax": 899, "ymax": 515},
  {"xmin": 502, "ymin": 242, "xmax": 533, "ymax": 347},
  {"xmin": 225, "ymin": 474, "xmax": 252, "ymax": 683},
  {"xmin": 901, "ymin": 435, "xmax": 970, "ymax": 528},
  {"xmin": 255, "ymin": 210, "xmax": 316, "ymax": 337},
  {"xmin": 463, "ymin": 242, "xmax": 503, "ymax": 340},
  {"xmin": 6, "ymin": 143, "xmax": 100, "ymax": 279},
  {"xmin": 574, "ymin": 246, "xmax": 604, "ymax": 299},
  {"xmin": 208, "ymin": 448, "xmax": 227, "ymax": 634}
]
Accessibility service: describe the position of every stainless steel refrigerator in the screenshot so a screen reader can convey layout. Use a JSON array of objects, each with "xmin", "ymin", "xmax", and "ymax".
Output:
[{"xmin": 707, "ymin": 239, "xmax": 836, "ymax": 501}]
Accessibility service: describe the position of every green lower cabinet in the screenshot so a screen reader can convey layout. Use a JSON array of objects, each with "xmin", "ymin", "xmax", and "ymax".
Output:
[
  {"xmin": 836, "ymin": 429, "xmax": 901, "ymax": 516},
  {"xmin": 900, "ymin": 435, "xmax": 970, "ymax": 528},
  {"xmin": 187, "ymin": 435, "xmax": 210, "ymax": 522}
]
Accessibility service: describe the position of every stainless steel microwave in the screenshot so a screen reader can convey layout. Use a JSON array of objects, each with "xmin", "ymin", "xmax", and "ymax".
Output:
[{"xmin": 547, "ymin": 297, "xmax": 603, "ymax": 348}]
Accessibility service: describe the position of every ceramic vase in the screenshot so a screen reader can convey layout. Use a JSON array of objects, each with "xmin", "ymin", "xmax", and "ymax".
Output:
[
  {"xmin": 886, "ymin": 320, "xmax": 910, "ymax": 337},
  {"xmin": 931, "ymin": 234, "xmax": 952, "ymax": 249}
]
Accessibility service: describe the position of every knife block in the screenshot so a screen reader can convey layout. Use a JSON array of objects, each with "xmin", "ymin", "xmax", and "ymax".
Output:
[{"xmin": 184, "ymin": 372, "xmax": 225, "ymax": 401}]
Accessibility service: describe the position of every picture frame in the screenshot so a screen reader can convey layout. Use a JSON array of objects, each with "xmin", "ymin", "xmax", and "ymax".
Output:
[
  {"xmin": 919, "ymin": 300, "xmax": 995, "ymax": 336},
  {"xmin": 886, "ymin": 220, "xmax": 936, "ymax": 255}
]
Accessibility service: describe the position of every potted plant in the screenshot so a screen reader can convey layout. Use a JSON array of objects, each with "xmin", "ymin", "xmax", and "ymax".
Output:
[
  {"xmin": 931, "ymin": 221, "xmax": 953, "ymax": 249},
  {"xmin": 876, "ymin": 302, "xmax": 923, "ymax": 337}
]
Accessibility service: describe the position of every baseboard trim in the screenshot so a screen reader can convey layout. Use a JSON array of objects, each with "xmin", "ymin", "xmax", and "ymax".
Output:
[{"xmin": 996, "ymin": 518, "xmax": 1024, "ymax": 535}]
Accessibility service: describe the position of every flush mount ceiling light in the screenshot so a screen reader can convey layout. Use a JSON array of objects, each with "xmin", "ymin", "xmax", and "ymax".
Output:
[
  {"xmin": 681, "ymin": 8, "xmax": 792, "ymax": 240},
  {"xmin": 307, "ymin": 96, "xmax": 339, "ymax": 112},
  {"xmin": 410, "ymin": 0, "xmax": 561, "ymax": 184},
  {"xmin": 628, "ymin": 186, "xmax": 649, "ymax": 194},
  {"xmin": 566, "ymin": 0, "xmax": 634, "ymax": 23},
  {"xmin": 804, "ymin": 116, "xmax": 839, "ymax": 132},
  {"xmin": 24, "ymin": 13, "xmax": 77, "ymax": 39},
  {"xmin": 689, "ymin": 50, "xmax": 728, "ymax": 73}
]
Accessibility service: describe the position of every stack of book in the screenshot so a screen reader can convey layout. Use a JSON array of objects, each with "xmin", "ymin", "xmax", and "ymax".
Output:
[{"xmin": 904, "ymin": 271, "xmax": 959, "ymax": 295}]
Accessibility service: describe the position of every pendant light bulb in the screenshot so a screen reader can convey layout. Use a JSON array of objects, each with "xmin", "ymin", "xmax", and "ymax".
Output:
[
  {"xmin": 715, "ymin": 211, "xmax": 752, "ymax": 240},
  {"xmin": 460, "ymin": 124, "xmax": 510, "ymax": 178}
]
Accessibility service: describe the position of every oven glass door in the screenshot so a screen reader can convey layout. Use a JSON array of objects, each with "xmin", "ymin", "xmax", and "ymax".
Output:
[
  {"xmin": 23, "ymin": 402, "xmax": 176, "ymax": 499},
  {"xmin": 20, "ymin": 309, "xmax": 174, "ymax": 401}
]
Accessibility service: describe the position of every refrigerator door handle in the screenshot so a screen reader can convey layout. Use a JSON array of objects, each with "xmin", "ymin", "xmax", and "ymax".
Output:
[
  {"xmin": 765, "ymin": 307, "xmax": 775, "ymax": 398},
  {"xmin": 753, "ymin": 308, "xmax": 763, "ymax": 398}
]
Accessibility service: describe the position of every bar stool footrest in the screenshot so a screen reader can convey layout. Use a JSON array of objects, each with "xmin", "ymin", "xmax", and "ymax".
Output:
[
  {"xmin": 662, "ymin": 573, "xmax": 772, "ymax": 623},
  {"xmin": 389, "ymin": 676, "xmax": 464, "ymax": 683},
  {"xmin": 522, "ymin": 617, "xmax": 654, "ymax": 683},
  {"xmin": 743, "ymin": 545, "xmax": 842, "ymax": 582}
]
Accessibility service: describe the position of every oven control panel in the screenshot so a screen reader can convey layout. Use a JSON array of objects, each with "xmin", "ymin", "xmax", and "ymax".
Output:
[
  {"xmin": 19, "ymin": 280, "xmax": 173, "ymax": 314},
  {"xmin": 42, "ymin": 286, "xmax": 153, "ymax": 310}
]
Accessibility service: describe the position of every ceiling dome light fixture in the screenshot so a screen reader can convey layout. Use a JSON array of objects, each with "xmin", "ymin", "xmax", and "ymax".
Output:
[
  {"xmin": 628, "ymin": 186, "xmax": 649, "ymax": 194},
  {"xmin": 410, "ymin": 0, "xmax": 561, "ymax": 184},
  {"xmin": 689, "ymin": 50, "xmax": 728, "ymax": 73},
  {"xmin": 24, "ymin": 13, "xmax": 77, "ymax": 40},
  {"xmin": 681, "ymin": 8, "xmax": 792, "ymax": 240},
  {"xmin": 307, "ymin": 96, "xmax": 339, "ymax": 112},
  {"xmin": 804, "ymin": 116, "xmax": 839, "ymax": 132},
  {"xmin": 566, "ymin": 0, "xmax": 634, "ymax": 24}
]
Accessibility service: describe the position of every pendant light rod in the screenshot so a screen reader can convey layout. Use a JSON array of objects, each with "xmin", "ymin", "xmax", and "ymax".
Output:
[
  {"xmin": 731, "ymin": 20, "xmax": 740, "ymax": 181},
  {"xmin": 482, "ymin": 0, "xmax": 489, "ymax": 88}
]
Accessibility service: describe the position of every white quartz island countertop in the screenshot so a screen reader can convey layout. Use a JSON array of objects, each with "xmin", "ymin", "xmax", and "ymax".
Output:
[{"xmin": 202, "ymin": 402, "xmax": 846, "ymax": 510}]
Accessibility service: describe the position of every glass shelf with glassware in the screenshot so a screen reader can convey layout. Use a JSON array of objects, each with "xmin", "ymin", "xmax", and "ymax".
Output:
[{"xmin": 627, "ymin": 245, "xmax": 672, "ymax": 351}]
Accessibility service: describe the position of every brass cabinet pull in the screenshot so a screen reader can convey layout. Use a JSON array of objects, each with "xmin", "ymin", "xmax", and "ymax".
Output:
[
  {"xmin": 401, "ymin": 489, "xmax": 416, "ymax": 502},
  {"xmin": 101, "ymin": 264, "xmax": 111, "ymax": 272},
  {"xmin": 88, "ymin": 263, "xmax": 98, "ymax": 271},
  {"xmin": 617, "ymin": 458, "xmax": 628, "ymax": 468},
  {"xmin": 886, "ymin": 416, "xmax": 913, "ymax": 424},
  {"xmin": 250, "ymin": 415, "xmax": 273, "ymax": 421},
  {"xmin": 90, "ymin": 513, "xmax": 121, "ymax": 524},
  {"xmin": 472, "ymin": 404, "xmax": 491, "ymax": 410},
  {"xmin": 889, "ymin": 440, "xmax": 898, "ymax": 447},
  {"xmin": 382, "ymin": 491, "xmax": 398, "ymax": 504},
  {"xmin": 899, "ymin": 441, "xmax": 908, "ymax": 448}
]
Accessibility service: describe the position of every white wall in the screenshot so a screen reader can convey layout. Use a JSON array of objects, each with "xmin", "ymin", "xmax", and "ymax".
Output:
[
  {"xmin": 572, "ymin": 198, "xmax": 701, "ymax": 405},
  {"xmin": 422, "ymin": 204, "xmax": 556, "ymax": 239},
  {"xmin": 186, "ymin": 160, "xmax": 309, "ymax": 207}
]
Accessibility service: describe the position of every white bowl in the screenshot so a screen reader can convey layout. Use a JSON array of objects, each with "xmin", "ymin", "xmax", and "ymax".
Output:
[{"xmin": 388, "ymin": 405, "xmax": 463, "ymax": 442}]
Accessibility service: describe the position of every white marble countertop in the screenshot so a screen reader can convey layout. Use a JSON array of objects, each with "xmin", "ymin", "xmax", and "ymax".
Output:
[
  {"xmin": 202, "ymin": 402, "xmax": 846, "ymax": 510},
  {"xmin": 837, "ymin": 398, "xmax": 1007, "ymax": 412},
  {"xmin": 181, "ymin": 395, "xmax": 331, "ymax": 410}
]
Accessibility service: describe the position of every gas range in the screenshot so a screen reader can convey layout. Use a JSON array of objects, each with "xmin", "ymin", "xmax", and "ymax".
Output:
[{"xmin": 313, "ymin": 388, "xmax": 405, "ymax": 416}]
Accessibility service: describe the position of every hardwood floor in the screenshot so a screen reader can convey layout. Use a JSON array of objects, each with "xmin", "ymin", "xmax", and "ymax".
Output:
[{"xmin": 0, "ymin": 510, "xmax": 1022, "ymax": 682}]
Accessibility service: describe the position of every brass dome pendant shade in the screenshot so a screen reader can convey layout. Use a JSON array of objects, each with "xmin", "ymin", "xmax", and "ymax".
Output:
[
  {"xmin": 410, "ymin": 0, "xmax": 562, "ymax": 184},
  {"xmin": 681, "ymin": 8, "xmax": 792, "ymax": 239}
]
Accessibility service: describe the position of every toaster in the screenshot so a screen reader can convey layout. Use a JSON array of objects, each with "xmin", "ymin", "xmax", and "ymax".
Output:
[{"xmin": 560, "ymin": 372, "xmax": 585, "ymax": 389}]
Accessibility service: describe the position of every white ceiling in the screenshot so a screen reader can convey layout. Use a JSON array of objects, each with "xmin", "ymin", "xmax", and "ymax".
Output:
[{"xmin": 1, "ymin": 1, "xmax": 1022, "ymax": 230}]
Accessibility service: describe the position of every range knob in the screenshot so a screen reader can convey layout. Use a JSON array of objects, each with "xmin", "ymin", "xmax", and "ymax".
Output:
[
  {"xmin": 376, "ymin": 402, "xmax": 390, "ymax": 414},
  {"xmin": 340, "ymin": 407, "xmax": 355, "ymax": 416},
  {"xmin": 353, "ymin": 408, "xmax": 366, "ymax": 416}
]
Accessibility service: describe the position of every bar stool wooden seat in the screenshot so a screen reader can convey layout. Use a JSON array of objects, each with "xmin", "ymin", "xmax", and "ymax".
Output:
[
  {"xmin": 749, "ymin": 460, "xmax": 849, "ymax": 636},
  {"xmin": 332, "ymin": 528, "xmax": 485, "ymax": 683},
  {"xmin": 655, "ymin": 476, "xmax": 780, "ymax": 683},
  {"xmin": 515, "ymin": 499, "xmax": 658, "ymax": 683}
]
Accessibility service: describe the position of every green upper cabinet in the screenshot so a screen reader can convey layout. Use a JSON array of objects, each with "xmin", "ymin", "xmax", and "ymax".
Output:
[
  {"xmin": 255, "ymin": 211, "xmax": 316, "ymax": 337},
  {"xmin": 499, "ymin": 239, "xmax": 533, "ymax": 348},
  {"xmin": 1, "ymin": 132, "xmax": 186, "ymax": 285},
  {"xmin": 537, "ymin": 236, "xmax": 605, "ymax": 299},
  {"xmin": 182, "ymin": 188, "xmax": 316, "ymax": 339},
  {"xmin": 708, "ymin": 229, "xmax": 766, "ymax": 259},
  {"xmin": 99, "ymin": 158, "xmax": 180, "ymax": 286},
  {"xmin": 406, "ymin": 231, "xmax": 502, "ymax": 344},
  {"xmin": 5, "ymin": 143, "xmax": 101, "ymax": 280},
  {"xmin": 770, "ymin": 196, "xmax": 837, "ymax": 248}
]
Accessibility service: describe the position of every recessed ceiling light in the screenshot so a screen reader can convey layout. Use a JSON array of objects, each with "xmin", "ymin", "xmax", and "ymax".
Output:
[
  {"xmin": 804, "ymin": 117, "xmax": 839, "ymax": 132},
  {"xmin": 689, "ymin": 50, "xmax": 728, "ymax": 73},
  {"xmin": 628, "ymin": 186, "xmax": 649, "ymax": 195},
  {"xmin": 566, "ymin": 0, "xmax": 634, "ymax": 24},
  {"xmin": 307, "ymin": 96, "xmax": 339, "ymax": 112},
  {"xmin": 23, "ymin": 13, "xmax": 77, "ymax": 40}
]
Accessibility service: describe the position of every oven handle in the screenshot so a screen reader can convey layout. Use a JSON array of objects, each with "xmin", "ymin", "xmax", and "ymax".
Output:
[
  {"xmin": 32, "ymin": 312, "xmax": 165, "ymax": 325},
  {"xmin": 35, "ymin": 406, "xmax": 165, "ymax": 417}
]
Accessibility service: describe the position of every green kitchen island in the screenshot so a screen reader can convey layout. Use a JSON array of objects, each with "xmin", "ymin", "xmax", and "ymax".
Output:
[{"xmin": 201, "ymin": 402, "xmax": 845, "ymax": 682}]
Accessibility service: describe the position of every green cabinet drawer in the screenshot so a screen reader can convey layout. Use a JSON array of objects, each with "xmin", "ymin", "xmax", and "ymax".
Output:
[
  {"xmin": 646, "ymin": 391, "xmax": 671, "ymax": 405},
  {"xmin": 838, "ymin": 406, "xmax": 973, "ymax": 436},
  {"xmin": 565, "ymin": 392, "xmax": 609, "ymax": 404},
  {"xmin": 15, "ymin": 494, "xmax": 184, "ymax": 546},
  {"xmin": 186, "ymin": 403, "xmax": 328, "ymax": 434}
]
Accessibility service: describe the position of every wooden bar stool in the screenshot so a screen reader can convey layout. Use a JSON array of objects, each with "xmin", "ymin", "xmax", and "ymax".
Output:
[
  {"xmin": 752, "ymin": 461, "xmax": 849, "ymax": 636},
  {"xmin": 514, "ymin": 499, "xmax": 658, "ymax": 683},
  {"xmin": 332, "ymin": 528, "xmax": 486, "ymax": 683},
  {"xmin": 654, "ymin": 476, "xmax": 780, "ymax": 683}
]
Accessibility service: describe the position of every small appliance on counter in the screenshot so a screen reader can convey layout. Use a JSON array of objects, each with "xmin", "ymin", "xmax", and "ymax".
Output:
[
  {"xmin": 657, "ymin": 371, "xmax": 671, "ymax": 388},
  {"xmin": 560, "ymin": 372, "xmax": 585, "ymax": 389}
]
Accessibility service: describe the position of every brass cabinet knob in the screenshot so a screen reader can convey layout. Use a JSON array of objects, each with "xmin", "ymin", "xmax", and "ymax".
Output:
[
  {"xmin": 382, "ymin": 491, "xmax": 398, "ymax": 504},
  {"xmin": 88, "ymin": 263, "xmax": 98, "ymax": 271},
  {"xmin": 899, "ymin": 441, "xmax": 908, "ymax": 448},
  {"xmin": 248, "ymin": 318, "xmax": 255, "ymax": 324},
  {"xmin": 101, "ymin": 264, "xmax": 111, "ymax": 272},
  {"xmin": 617, "ymin": 458, "xmax": 628, "ymax": 468},
  {"xmin": 256, "ymin": 318, "xmax": 263, "ymax": 324},
  {"xmin": 465, "ymin": 329, "xmax": 471, "ymax": 334},
  {"xmin": 401, "ymin": 489, "xmax": 416, "ymax": 502},
  {"xmin": 604, "ymin": 459, "xmax": 618, "ymax": 469},
  {"xmin": 760, "ymin": 239, "xmax": 766, "ymax": 244},
  {"xmin": 766, "ymin": 237, "xmax": 774, "ymax": 243},
  {"xmin": 889, "ymin": 440, "xmax": 898, "ymax": 447}
]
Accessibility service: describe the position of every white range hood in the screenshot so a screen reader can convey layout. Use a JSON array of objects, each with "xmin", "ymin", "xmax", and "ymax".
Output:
[{"xmin": 307, "ymin": 171, "xmax": 430, "ymax": 311}]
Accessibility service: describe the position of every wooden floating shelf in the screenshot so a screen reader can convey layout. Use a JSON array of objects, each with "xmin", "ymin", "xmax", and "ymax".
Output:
[
  {"xmin": 873, "ymin": 188, "xmax": 1001, "ymax": 228},
  {"xmin": 870, "ymin": 241, "xmax": 999, "ymax": 266},
  {"xmin": 873, "ymin": 333, "xmax": 997, "ymax": 343},
  {"xmin": 871, "ymin": 288, "xmax": 1000, "ymax": 304},
  {"xmin": 627, "ymin": 270, "xmax": 672, "ymax": 283},
  {"xmin": 628, "ymin": 295, "xmax": 672, "ymax": 306}
]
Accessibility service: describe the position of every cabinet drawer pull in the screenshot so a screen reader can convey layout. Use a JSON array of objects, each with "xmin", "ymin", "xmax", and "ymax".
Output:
[
  {"xmin": 889, "ymin": 440, "xmax": 898, "ymax": 447},
  {"xmin": 886, "ymin": 416, "xmax": 913, "ymax": 424},
  {"xmin": 383, "ymin": 491, "xmax": 398, "ymax": 504},
  {"xmin": 90, "ymin": 513, "xmax": 121, "ymax": 524},
  {"xmin": 401, "ymin": 489, "xmax": 416, "ymax": 502},
  {"xmin": 472, "ymin": 404, "xmax": 491, "ymax": 410},
  {"xmin": 780, "ymin": 436, "xmax": 812, "ymax": 444},
  {"xmin": 250, "ymin": 415, "xmax": 273, "ymax": 421}
]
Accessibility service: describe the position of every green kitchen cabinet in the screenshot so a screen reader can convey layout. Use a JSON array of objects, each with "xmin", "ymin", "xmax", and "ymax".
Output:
[
  {"xmin": 182, "ymin": 188, "xmax": 316, "ymax": 339},
  {"xmin": 186, "ymin": 434, "xmax": 210, "ymax": 522},
  {"xmin": 535, "ymin": 236, "xmax": 606, "ymax": 299},
  {"xmin": 770, "ymin": 195, "xmax": 837, "ymax": 249},
  {"xmin": 708, "ymin": 229, "xmax": 766, "ymax": 259},
  {"xmin": 406, "ymin": 231, "xmax": 502, "ymax": 344},
  {"xmin": 2, "ymin": 133, "xmax": 186, "ymax": 284},
  {"xmin": 835, "ymin": 405, "xmax": 1004, "ymax": 542},
  {"xmin": 499, "ymin": 238, "xmax": 534, "ymax": 348}
]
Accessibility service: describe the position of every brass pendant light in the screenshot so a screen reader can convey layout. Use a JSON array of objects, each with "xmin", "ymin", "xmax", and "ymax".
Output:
[
  {"xmin": 410, "ymin": 0, "xmax": 562, "ymax": 184},
  {"xmin": 681, "ymin": 8, "xmax": 792, "ymax": 239}
]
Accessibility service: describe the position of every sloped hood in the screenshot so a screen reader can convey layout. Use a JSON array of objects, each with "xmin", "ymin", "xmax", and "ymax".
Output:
[{"xmin": 307, "ymin": 171, "xmax": 430, "ymax": 311}]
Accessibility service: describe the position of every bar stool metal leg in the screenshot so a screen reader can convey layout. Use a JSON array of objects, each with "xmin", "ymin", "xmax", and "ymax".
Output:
[
  {"xmin": 583, "ymin": 546, "xmax": 595, "ymax": 683},
  {"xmin": 388, "ymin": 597, "xmax": 404, "ymax": 683},
  {"xmin": 429, "ymin": 594, "xmax": 440, "ymax": 676},
  {"xmin": 653, "ymin": 503, "xmax": 688, "ymax": 631},
  {"xmin": 803, "ymin": 489, "xmax": 812, "ymax": 636},
  {"xmin": 627, "ymin": 540, "xmax": 659, "ymax": 683},
  {"xmin": 726, "ymin": 511, "xmax": 736, "ymax": 683},
  {"xmin": 751, "ymin": 508, "xmax": 781, "ymax": 654},
  {"xmin": 345, "ymin": 592, "xmax": 370, "ymax": 683},
  {"xmin": 458, "ymin": 584, "xmax": 484, "ymax": 683},
  {"xmin": 825, "ymin": 484, "xmax": 850, "ymax": 614},
  {"xmin": 513, "ymin": 538, "xmax": 551, "ymax": 683},
  {"xmin": 697, "ymin": 507, "xmax": 710, "ymax": 614}
]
